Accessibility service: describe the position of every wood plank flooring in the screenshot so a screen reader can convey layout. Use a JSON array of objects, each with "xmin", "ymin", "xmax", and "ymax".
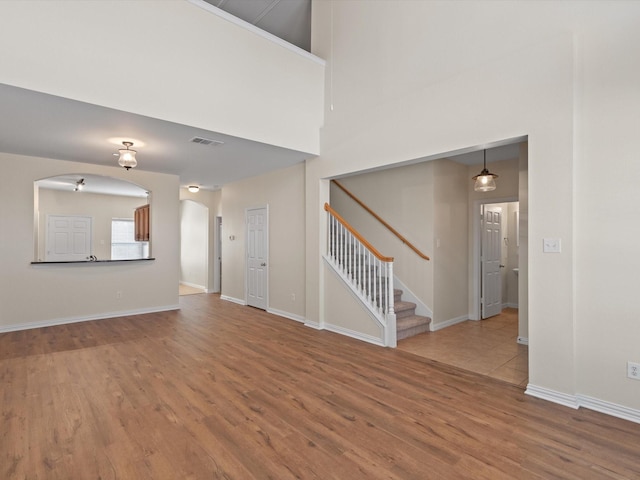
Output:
[{"xmin": 2, "ymin": 294, "xmax": 640, "ymax": 479}]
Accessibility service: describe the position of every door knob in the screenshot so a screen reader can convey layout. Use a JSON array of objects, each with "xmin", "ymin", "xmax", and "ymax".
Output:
[
  {"xmin": 261, "ymin": 262, "xmax": 266, "ymax": 267},
  {"xmin": 499, "ymin": 264, "xmax": 505, "ymax": 268}
]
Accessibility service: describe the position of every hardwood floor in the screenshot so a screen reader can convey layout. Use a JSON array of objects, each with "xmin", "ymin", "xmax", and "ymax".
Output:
[
  {"xmin": 2, "ymin": 295, "xmax": 640, "ymax": 479},
  {"xmin": 398, "ymin": 308, "xmax": 528, "ymax": 387}
]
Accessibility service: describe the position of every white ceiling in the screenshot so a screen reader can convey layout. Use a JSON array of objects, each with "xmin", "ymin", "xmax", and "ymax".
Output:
[{"xmin": 0, "ymin": 83, "xmax": 311, "ymax": 191}]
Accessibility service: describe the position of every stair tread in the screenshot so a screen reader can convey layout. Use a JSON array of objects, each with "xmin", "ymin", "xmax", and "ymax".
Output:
[{"xmin": 394, "ymin": 300, "xmax": 417, "ymax": 312}]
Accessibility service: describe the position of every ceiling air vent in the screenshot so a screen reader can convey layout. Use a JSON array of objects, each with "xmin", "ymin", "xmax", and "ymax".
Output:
[{"xmin": 190, "ymin": 136, "xmax": 224, "ymax": 147}]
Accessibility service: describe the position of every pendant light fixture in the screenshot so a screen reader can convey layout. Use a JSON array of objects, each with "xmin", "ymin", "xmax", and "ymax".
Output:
[
  {"xmin": 472, "ymin": 149, "xmax": 498, "ymax": 192},
  {"xmin": 118, "ymin": 141, "xmax": 138, "ymax": 170},
  {"xmin": 74, "ymin": 178, "xmax": 85, "ymax": 192}
]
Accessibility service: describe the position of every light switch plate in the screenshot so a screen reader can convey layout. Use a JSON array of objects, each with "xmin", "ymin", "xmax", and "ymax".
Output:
[{"xmin": 543, "ymin": 238, "xmax": 561, "ymax": 253}]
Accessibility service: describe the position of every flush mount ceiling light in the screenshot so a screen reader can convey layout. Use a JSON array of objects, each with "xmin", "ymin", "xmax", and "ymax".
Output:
[
  {"xmin": 472, "ymin": 149, "xmax": 498, "ymax": 192},
  {"xmin": 188, "ymin": 185, "xmax": 200, "ymax": 193},
  {"xmin": 74, "ymin": 178, "xmax": 85, "ymax": 192},
  {"xmin": 118, "ymin": 141, "xmax": 137, "ymax": 170}
]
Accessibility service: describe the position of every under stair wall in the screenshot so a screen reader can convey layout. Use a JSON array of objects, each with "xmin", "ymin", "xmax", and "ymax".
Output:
[{"xmin": 323, "ymin": 260, "xmax": 386, "ymax": 346}]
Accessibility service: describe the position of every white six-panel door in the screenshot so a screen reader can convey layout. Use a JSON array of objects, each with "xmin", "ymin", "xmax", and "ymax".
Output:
[
  {"xmin": 246, "ymin": 207, "xmax": 268, "ymax": 309},
  {"xmin": 46, "ymin": 215, "xmax": 92, "ymax": 262},
  {"xmin": 482, "ymin": 206, "xmax": 503, "ymax": 318}
]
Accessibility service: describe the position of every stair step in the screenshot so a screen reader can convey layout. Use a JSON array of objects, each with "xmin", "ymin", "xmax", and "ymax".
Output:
[
  {"xmin": 395, "ymin": 300, "xmax": 417, "ymax": 319},
  {"xmin": 396, "ymin": 315, "xmax": 431, "ymax": 340}
]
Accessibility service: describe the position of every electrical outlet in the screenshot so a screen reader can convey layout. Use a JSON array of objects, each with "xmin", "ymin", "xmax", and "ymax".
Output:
[
  {"xmin": 116, "ymin": 291, "xmax": 123, "ymax": 299},
  {"xmin": 627, "ymin": 362, "xmax": 640, "ymax": 380},
  {"xmin": 291, "ymin": 293, "xmax": 296, "ymax": 302}
]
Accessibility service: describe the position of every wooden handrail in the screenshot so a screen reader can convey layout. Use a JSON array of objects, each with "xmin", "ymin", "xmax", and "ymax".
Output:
[
  {"xmin": 324, "ymin": 203, "xmax": 394, "ymax": 262},
  {"xmin": 331, "ymin": 180, "xmax": 430, "ymax": 261}
]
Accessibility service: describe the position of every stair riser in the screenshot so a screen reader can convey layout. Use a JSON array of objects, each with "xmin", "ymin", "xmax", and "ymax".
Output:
[{"xmin": 397, "ymin": 323, "xmax": 431, "ymax": 340}]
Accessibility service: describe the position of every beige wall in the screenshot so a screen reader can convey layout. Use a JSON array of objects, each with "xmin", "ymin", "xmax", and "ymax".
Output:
[
  {"xmin": 330, "ymin": 162, "xmax": 435, "ymax": 310},
  {"xmin": 37, "ymin": 188, "xmax": 145, "ymax": 261},
  {"xmin": 309, "ymin": 0, "xmax": 640, "ymax": 413},
  {"xmin": 221, "ymin": 163, "xmax": 306, "ymax": 318},
  {"xmin": 0, "ymin": 0, "xmax": 323, "ymax": 154},
  {"xmin": 0, "ymin": 152, "xmax": 179, "ymax": 331},
  {"xmin": 432, "ymin": 159, "xmax": 469, "ymax": 325}
]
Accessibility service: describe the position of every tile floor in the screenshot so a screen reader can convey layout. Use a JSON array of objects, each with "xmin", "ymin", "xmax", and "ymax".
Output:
[
  {"xmin": 397, "ymin": 308, "xmax": 528, "ymax": 387},
  {"xmin": 179, "ymin": 284, "xmax": 206, "ymax": 296}
]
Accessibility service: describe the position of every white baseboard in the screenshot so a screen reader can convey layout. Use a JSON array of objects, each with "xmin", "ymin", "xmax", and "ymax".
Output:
[
  {"xmin": 503, "ymin": 303, "xmax": 519, "ymax": 309},
  {"xmin": 517, "ymin": 336, "xmax": 529, "ymax": 345},
  {"xmin": 525, "ymin": 384, "xmax": 579, "ymax": 409},
  {"xmin": 304, "ymin": 321, "xmax": 321, "ymax": 330},
  {"xmin": 526, "ymin": 384, "xmax": 640, "ymax": 424},
  {"xmin": 431, "ymin": 314, "xmax": 469, "ymax": 332},
  {"xmin": 323, "ymin": 323, "xmax": 386, "ymax": 347},
  {"xmin": 220, "ymin": 295, "xmax": 246, "ymax": 305},
  {"xmin": 576, "ymin": 394, "xmax": 640, "ymax": 425},
  {"xmin": 180, "ymin": 281, "xmax": 206, "ymax": 290},
  {"xmin": 0, "ymin": 304, "xmax": 181, "ymax": 333},
  {"xmin": 267, "ymin": 307, "xmax": 305, "ymax": 324}
]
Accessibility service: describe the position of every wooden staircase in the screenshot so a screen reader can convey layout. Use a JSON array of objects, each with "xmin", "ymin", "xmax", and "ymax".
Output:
[
  {"xmin": 389, "ymin": 289, "xmax": 431, "ymax": 340},
  {"xmin": 326, "ymin": 202, "xmax": 431, "ymax": 346}
]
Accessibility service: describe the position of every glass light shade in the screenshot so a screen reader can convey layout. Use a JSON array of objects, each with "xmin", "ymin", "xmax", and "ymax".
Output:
[
  {"xmin": 473, "ymin": 169, "xmax": 498, "ymax": 192},
  {"xmin": 118, "ymin": 147, "xmax": 137, "ymax": 170},
  {"xmin": 188, "ymin": 185, "xmax": 200, "ymax": 193}
]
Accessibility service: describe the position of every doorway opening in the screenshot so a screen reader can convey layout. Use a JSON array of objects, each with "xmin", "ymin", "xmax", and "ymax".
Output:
[{"xmin": 179, "ymin": 200, "xmax": 209, "ymax": 295}]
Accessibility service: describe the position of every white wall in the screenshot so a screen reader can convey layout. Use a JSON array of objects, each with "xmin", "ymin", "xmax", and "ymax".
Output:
[
  {"xmin": 0, "ymin": 0, "xmax": 324, "ymax": 154},
  {"xmin": 221, "ymin": 163, "xmax": 306, "ymax": 319},
  {"xmin": 309, "ymin": 1, "xmax": 640, "ymax": 414},
  {"xmin": 180, "ymin": 200, "xmax": 208, "ymax": 289},
  {"xmin": 0, "ymin": 152, "xmax": 180, "ymax": 331}
]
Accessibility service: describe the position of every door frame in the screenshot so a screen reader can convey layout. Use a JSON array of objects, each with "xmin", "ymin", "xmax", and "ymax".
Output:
[
  {"xmin": 245, "ymin": 205, "xmax": 269, "ymax": 309},
  {"xmin": 470, "ymin": 196, "xmax": 517, "ymax": 321}
]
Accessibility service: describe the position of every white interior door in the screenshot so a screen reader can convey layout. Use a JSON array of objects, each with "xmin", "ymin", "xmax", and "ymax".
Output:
[
  {"xmin": 46, "ymin": 215, "xmax": 92, "ymax": 261},
  {"xmin": 482, "ymin": 206, "xmax": 503, "ymax": 318},
  {"xmin": 247, "ymin": 207, "xmax": 268, "ymax": 309}
]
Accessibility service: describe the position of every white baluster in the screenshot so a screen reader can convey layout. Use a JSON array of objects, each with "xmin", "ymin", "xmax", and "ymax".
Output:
[{"xmin": 387, "ymin": 262, "xmax": 394, "ymax": 315}]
